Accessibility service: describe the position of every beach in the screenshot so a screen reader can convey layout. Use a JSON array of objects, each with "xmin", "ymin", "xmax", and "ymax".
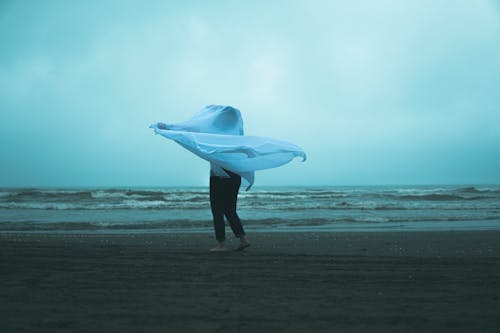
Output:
[{"xmin": 1, "ymin": 230, "xmax": 500, "ymax": 332}]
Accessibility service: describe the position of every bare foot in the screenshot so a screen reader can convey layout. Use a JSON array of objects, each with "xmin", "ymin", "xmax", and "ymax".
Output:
[
  {"xmin": 210, "ymin": 242, "xmax": 229, "ymax": 252},
  {"xmin": 234, "ymin": 237, "xmax": 250, "ymax": 251}
]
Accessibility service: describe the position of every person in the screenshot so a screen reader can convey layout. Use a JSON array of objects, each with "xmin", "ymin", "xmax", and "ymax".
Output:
[
  {"xmin": 209, "ymin": 163, "xmax": 250, "ymax": 252},
  {"xmin": 151, "ymin": 105, "xmax": 305, "ymax": 251},
  {"xmin": 156, "ymin": 112, "xmax": 250, "ymax": 252}
]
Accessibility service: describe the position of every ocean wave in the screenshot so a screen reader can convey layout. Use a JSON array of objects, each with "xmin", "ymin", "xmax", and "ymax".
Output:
[
  {"xmin": 2, "ymin": 215, "xmax": 499, "ymax": 232},
  {"xmin": 5, "ymin": 190, "xmax": 93, "ymax": 201},
  {"xmin": 0, "ymin": 200, "xmax": 209, "ymax": 210},
  {"xmin": 454, "ymin": 186, "xmax": 500, "ymax": 194},
  {"xmin": 397, "ymin": 193, "xmax": 488, "ymax": 201},
  {"xmin": 0, "ymin": 188, "xmax": 207, "ymax": 200},
  {"xmin": 0, "ymin": 218, "xmax": 334, "ymax": 231},
  {"xmin": 1, "ymin": 200, "xmax": 497, "ymax": 211},
  {"xmin": 0, "ymin": 220, "xmax": 212, "ymax": 231},
  {"xmin": 1, "ymin": 187, "xmax": 499, "ymax": 211}
]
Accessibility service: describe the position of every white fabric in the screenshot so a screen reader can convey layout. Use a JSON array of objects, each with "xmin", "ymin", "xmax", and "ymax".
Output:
[
  {"xmin": 149, "ymin": 105, "xmax": 306, "ymax": 190},
  {"xmin": 210, "ymin": 162, "xmax": 230, "ymax": 178}
]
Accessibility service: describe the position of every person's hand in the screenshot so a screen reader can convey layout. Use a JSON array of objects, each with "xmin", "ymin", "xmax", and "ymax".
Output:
[{"xmin": 157, "ymin": 122, "xmax": 168, "ymax": 130}]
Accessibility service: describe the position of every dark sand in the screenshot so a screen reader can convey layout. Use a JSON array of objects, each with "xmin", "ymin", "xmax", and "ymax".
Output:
[{"xmin": 1, "ymin": 231, "xmax": 500, "ymax": 332}]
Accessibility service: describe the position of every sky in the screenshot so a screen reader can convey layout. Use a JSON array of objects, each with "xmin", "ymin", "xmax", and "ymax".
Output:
[{"xmin": 1, "ymin": 0, "xmax": 499, "ymax": 187}]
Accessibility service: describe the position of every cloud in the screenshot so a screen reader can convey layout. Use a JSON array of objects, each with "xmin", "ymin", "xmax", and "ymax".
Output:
[{"xmin": 1, "ymin": 0, "xmax": 499, "ymax": 186}]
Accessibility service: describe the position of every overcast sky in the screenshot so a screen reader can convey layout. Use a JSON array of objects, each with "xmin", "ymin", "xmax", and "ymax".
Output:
[{"xmin": 1, "ymin": 0, "xmax": 499, "ymax": 187}]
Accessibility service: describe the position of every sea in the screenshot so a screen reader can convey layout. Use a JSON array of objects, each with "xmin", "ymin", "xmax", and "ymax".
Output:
[{"xmin": 1, "ymin": 185, "xmax": 500, "ymax": 233}]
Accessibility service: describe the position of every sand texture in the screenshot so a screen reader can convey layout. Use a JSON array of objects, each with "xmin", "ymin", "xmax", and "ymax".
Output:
[{"xmin": 1, "ymin": 231, "xmax": 500, "ymax": 332}]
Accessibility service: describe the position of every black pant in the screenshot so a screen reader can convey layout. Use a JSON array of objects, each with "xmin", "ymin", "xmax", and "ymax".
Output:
[{"xmin": 209, "ymin": 171, "xmax": 245, "ymax": 241}]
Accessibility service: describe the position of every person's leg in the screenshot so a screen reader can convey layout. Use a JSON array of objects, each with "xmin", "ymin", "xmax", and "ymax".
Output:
[
  {"xmin": 222, "ymin": 173, "xmax": 250, "ymax": 250},
  {"xmin": 222, "ymin": 175, "xmax": 244, "ymax": 237},
  {"xmin": 209, "ymin": 176, "xmax": 227, "ymax": 251}
]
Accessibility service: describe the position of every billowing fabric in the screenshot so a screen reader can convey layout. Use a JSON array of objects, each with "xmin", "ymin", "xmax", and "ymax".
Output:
[{"xmin": 149, "ymin": 105, "xmax": 306, "ymax": 190}]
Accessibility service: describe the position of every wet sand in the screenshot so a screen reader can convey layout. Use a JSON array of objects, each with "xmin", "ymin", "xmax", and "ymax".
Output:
[{"xmin": 1, "ymin": 231, "xmax": 500, "ymax": 332}]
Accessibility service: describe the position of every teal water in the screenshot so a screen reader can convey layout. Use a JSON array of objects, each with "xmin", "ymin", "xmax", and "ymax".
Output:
[{"xmin": 1, "ymin": 185, "xmax": 499, "ymax": 233}]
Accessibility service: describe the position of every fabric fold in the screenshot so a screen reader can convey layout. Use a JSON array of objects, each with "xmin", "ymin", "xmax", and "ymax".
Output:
[{"xmin": 150, "ymin": 105, "xmax": 306, "ymax": 190}]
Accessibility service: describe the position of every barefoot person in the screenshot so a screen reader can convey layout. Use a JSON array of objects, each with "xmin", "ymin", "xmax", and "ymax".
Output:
[
  {"xmin": 150, "ymin": 105, "xmax": 306, "ymax": 252},
  {"xmin": 209, "ymin": 165, "xmax": 250, "ymax": 251}
]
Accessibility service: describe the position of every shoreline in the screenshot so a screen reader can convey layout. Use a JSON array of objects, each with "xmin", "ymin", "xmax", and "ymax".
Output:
[
  {"xmin": 2, "ymin": 231, "xmax": 500, "ymax": 332},
  {"xmin": 2, "ymin": 218, "xmax": 500, "ymax": 234}
]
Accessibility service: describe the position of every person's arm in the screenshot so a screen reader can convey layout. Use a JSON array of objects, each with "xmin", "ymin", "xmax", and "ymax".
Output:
[
  {"xmin": 155, "ymin": 122, "xmax": 200, "ymax": 132},
  {"xmin": 156, "ymin": 122, "xmax": 169, "ymax": 130}
]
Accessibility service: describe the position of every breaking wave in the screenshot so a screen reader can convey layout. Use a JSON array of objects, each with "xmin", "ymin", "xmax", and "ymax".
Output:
[{"xmin": 1, "ymin": 186, "xmax": 499, "ymax": 232}]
